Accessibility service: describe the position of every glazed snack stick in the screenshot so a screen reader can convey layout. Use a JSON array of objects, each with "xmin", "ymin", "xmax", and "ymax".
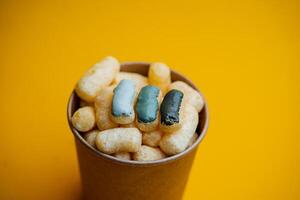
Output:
[
  {"xmin": 159, "ymin": 89, "xmax": 184, "ymax": 133},
  {"xmin": 142, "ymin": 130, "xmax": 164, "ymax": 147},
  {"xmin": 83, "ymin": 130, "xmax": 98, "ymax": 148},
  {"xmin": 71, "ymin": 106, "xmax": 96, "ymax": 132},
  {"xmin": 148, "ymin": 62, "xmax": 171, "ymax": 94},
  {"xmin": 75, "ymin": 56, "xmax": 120, "ymax": 102},
  {"xmin": 168, "ymin": 81, "xmax": 204, "ymax": 112},
  {"xmin": 159, "ymin": 104, "xmax": 198, "ymax": 155},
  {"xmin": 133, "ymin": 145, "xmax": 166, "ymax": 161},
  {"xmin": 96, "ymin": 128, "xmax": 142, "ymax": 154},
  {"xmin": 136, "ymin": 86, "xmax": 162, "ymax": 132},
  {"xmin": 114, "ymin": 152, "xmax": 131, "ymax": 160},
  {"xmin": 94, "ymin": 87, "xmax": 118, "ymax": 130},
  {"xmin": 113, "ymin": 72, "xmax": 148, "ymax": 92},
  {"xmin": 111, "ymin": 79, "xmax": 136, "ymax": 124}
]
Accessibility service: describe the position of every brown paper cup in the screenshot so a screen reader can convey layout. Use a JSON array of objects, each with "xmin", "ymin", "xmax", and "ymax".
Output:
[{"xmin": 67, "ymin": 62, "xmax": 209, "ymax": 200}]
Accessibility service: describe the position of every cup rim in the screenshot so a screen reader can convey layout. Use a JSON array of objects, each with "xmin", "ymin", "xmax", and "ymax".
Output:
[{"xmin": 67, "ymin": 61, "xmax": 209, "ymax": 167}]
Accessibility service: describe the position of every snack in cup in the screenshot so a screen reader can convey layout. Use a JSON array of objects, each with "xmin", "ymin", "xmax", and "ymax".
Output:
[
  {"xmin": 114, "ymin": 152, "xmax": 131, "ymax": 160},
  {"xmin": 83, "ymin": 130, "xmax": 98, "ymax": 148},
  {"xmin": 72, "ymin": 56, "xmax": 204, "ymax": 161},
  {"xmin": 75, "ymin": 56, "xmax": 120, "ymax": 102},
  {"xmin": 159, "ymin": 104, "xmax": 199, "ymax": 155},
  {"xmin": 136, "ymin": 85, "xmax": 162, "ymax": 132},
  {"xmin": 94, "ymin": 87, "xmax": 118, "ymax": 131},
  {"xmin": 71, "ymin": 106, "xmax": 96, "ymax": 132},
  {"xmin": 148, "ymin": 62, "xmax": 171, "ymax": 94},
  {"xmin": 133, "ymin": 145, "xmax": 166, "ymax": 161},
  {"xmin": 142, "ymin": 130, "xmax": 164, "ymax": 147},
  {"xmin": 110, "ymin": 79, "xmax": 136, "ymax": 125},
  {"xmin": 159, "ymin": 89, "xmax": 184, "ymax": 133},
  {"xmin": 95, "ymin": 127, "xmax": 142, "ymax": 154}
]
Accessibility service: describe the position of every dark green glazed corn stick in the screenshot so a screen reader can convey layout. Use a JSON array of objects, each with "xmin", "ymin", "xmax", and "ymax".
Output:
[
  {"xmin": 136, "ymin": 86, "xmax": 161, "ymax": 132},
  {"xmin": 159, "ymin": 89, "xmax": 184, "ymax": 133}
]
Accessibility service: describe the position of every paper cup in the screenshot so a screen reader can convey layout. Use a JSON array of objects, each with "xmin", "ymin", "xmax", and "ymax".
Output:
[{"xmin": 67, "ymin": 62, "xmax": 209, "ymax": 200}]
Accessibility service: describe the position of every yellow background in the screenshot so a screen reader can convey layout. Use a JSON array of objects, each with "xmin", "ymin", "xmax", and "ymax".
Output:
[{"xmin": 0, "ymin": 0, "xmax": 299, "ymax": 199}]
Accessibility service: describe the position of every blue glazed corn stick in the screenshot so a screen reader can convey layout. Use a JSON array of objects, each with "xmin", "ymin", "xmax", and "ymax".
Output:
[{"xmin": 111, "ymin": 79, "xmax": 136, "ymax": 124}]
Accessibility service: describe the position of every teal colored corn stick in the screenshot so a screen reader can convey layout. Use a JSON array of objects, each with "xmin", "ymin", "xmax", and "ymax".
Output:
[{"xmin": 136, "ymin": 85, "xmax": 160, "ymax": 123}]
